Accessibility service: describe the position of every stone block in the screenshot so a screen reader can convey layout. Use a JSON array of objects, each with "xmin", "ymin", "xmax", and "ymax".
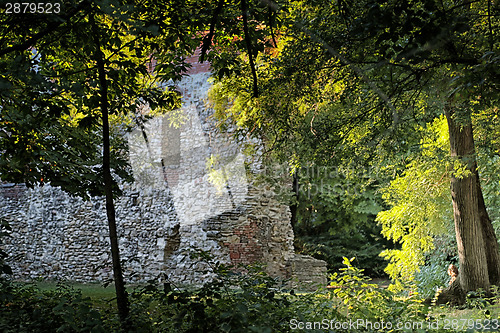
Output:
[{"xmin": 286, "ymin": 254, "xmax": 328, "ymax": 291}]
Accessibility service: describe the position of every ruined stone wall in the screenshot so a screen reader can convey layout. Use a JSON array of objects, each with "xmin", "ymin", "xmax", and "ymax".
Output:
[
  {"xmin": 0, "ymin": 184, "xmax": 171, "ymax": 282},
  {"xmin": 0, "ymin": 68, "xmax": 326, "ymax": 288}
]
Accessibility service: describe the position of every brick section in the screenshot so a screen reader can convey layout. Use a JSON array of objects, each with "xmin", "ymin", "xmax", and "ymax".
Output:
[
  {"xmin": 184, "ymin": 51, "xmax": 211, "ymax": 75},
  {"xmin": 225, "ymin": 220, "xmax": 263, "ymax": 265},
  {"xmin": 1, "ymin": 183, "xmax": 26, "ymax": 200},
  {"xmin": 146, "ymin": 49, "xmax": 210, "ymax": 76}
]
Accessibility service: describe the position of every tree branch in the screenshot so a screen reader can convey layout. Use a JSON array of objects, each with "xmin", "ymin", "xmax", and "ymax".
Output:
[
  {"xmin": 488, "ymin": 0, "xmax": 494, "ymax": 51},
  {"xmin": 0, "ymin": 1, "xmax": 89, "ymax": 56},
  {"xmin": 241, "ymin": 0, "xmax": 259, "ymax": 97},
  {"xmin": 200, "ymin": 0, "xmax": 225, "ymax": 63}
]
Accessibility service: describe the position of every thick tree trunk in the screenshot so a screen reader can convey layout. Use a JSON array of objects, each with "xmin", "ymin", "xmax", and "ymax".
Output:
[
  {"xmin": 476, "ymin": 179, "xmax": 500, "ymax": 286},
  {"xmin": 92, "ymin": 17, "xmax": 130, "ymax": 326},
  {"xmin": 439, "ymin": 107, "xmax": 500, "ymax": 304}
]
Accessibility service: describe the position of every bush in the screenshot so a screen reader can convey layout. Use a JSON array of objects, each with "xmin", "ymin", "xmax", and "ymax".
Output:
[
  {"xmin": 126, "ymin": 254, "xmax": 295, "ymax": 333},
  {"xmin": 0, "ymin": 254, "xmax": 466, "ymax": 332},
  {"xmin": 0, "ymin": 280, "xmax": 104, "ymax": 332},
  {"xmin": 414, "ymin": 262, "xmax": 450, "ymax": 299},
  {"xmin": 414, "ymin": 236, "xmax": 457, "ymax": 299},
  {"xmin": 328, "ymin": 257, "xmax": 428, "ymax": 330},
  {"xmin": 130, "ymin": 255, "xmax": 447, "ymax": 333}
]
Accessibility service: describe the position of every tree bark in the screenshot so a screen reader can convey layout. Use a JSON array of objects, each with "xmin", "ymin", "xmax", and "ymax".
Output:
[
  {"xmin": 430, "ymin": 278, "xmax": 466, "ymax": 306},
  {"xmin": 91, "ymin": 16, "xmax": 130, "ymax": 326},
  {"xmin": 476, "ymin": 177, "xmax": 500, "ymax": 286},
  {"xmin": 440, "ymin": 106, "xmax": 500, "ymax": 303},
  {"xmin": 290, "ymin": 171, "xmax": 299, "ymax": 229}
]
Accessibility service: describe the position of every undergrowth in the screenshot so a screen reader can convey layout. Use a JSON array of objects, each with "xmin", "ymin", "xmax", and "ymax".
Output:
[{"xmin": 1, "ymin": 254, "xmax": 497, "ymax": 332}]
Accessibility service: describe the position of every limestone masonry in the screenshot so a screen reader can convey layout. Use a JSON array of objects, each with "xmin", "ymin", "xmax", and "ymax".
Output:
[{"xmin": 0, "ymin": 65, "xmax": 326, "ymax": 289}]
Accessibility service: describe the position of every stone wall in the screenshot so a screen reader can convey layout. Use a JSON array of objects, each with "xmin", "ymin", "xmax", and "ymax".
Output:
[{"xmin": 0, "ymin": 69, "xmax": 327, "ymax": 288}]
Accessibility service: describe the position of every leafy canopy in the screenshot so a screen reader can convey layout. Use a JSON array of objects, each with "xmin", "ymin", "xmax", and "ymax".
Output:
[{"xmin": 0, "ymin": 0, "xmax": 211, "ymax": 197}]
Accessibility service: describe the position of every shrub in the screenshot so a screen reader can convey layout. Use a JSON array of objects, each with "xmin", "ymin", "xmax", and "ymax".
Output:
[
  {"xmin": 328, "ymin": 258, "xmax": 428, "ymax": 330},
  {"xmin": 414, "ymin": 262, "xmax": 450, "ymax": 299},
  {"xmin": 0, "ymin": 254, "xmax": 466, "ymax": 332},
  {"xmin": 0, "ymin": 280, "xmax": 104, "ymax": 332},
  {"xmin": 126, "ymin": 255, "xmax": 295, "ymax": 333}
]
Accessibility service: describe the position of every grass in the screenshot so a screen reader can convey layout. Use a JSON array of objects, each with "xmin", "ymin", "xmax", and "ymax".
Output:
[
  {"xmin": 34, "ymin": 280, "xmax": 117, "ymax": 301},
  {"xmin": 31, "ymin": 280, "xmax": 126, "ymax": 312},
  {"xmin": 430, "ymin": 304, "xmax": 500, "ymax": 332}
]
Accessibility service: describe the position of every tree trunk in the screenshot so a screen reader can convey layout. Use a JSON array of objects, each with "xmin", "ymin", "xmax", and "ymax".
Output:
[
  {"xmin": 476, "ymin": 177, "xmax": 500, "ymax": 286},
  {"xmin": 438, "ymin": 107, "xmax": 500, "ymax": 304},
  {"xmin": 433, "ymin": 278, "xmax": 466, "ymax": 306},
  {"xmin": 92, "ymin": 17, "xmax": 130, "ymax": 326},
  {"xmin": 290, "ymin": 172, "xmax": 299, "ymax": 229}
]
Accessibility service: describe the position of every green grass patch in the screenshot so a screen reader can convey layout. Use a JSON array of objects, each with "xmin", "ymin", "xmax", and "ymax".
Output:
[{"xmin": 33, "ymin": 281, "xmax": 116, "ymax": 301}]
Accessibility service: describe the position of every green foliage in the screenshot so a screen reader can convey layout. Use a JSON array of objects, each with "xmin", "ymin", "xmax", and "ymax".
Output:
[
  {"xmin": 292, "ymin": 164, "xmax": 390, "ymax": 276},
  {"xmin": 296, "ymin": 234, "xmax": 390, "ymax": 278},
  {"xmin": 0, "ymin": 0, "xmax": 210, "ymax": 196},
  {"xmin": 0, "ymin": 280, "xmax": 104, "ymax": 333},
  {"xmin": 377, "ymin": 116, "xmax": 454, "ymax": 287},
  {"xmin": 206, "ymin": 0, "xmax": 500, "ymax": 286},
  {"xmin": 377, "ymin": 113, "xmax": 500, "ymax": 294},
  {"xmin": 475, "ymin": 106, "xmax": 500, "ymax": 232},
  {"xmin": 122, "ymin": 256, "xmax": 446, "ymax": 333},
  {"xmin": 124, "ymin": 255, "xmax": 293, "ymax": 333},
  {"xmin": 480, "ymin": 152, "xmax": 500, "ymax": 232},
  {"xmin": 411, "ymin": 233, "xmax": 457, "ymax": 300},
  {"xmin": 414, "ymin": 263, "xmax": 452, "ymax": 300},
  {"xmin": 207, "ymin": 0, "xmax": 500, "ymax": 295},
  {"xmin": 465, "ymin": 289, "xmax": 494, "ymax": 311},
  {"xmin": 329, "ymin": 257, "xmax": 427, "ymax": 327},
  {"xmin": 5, "ymin": 258, "xmax": 497, "ymax": 333}
]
